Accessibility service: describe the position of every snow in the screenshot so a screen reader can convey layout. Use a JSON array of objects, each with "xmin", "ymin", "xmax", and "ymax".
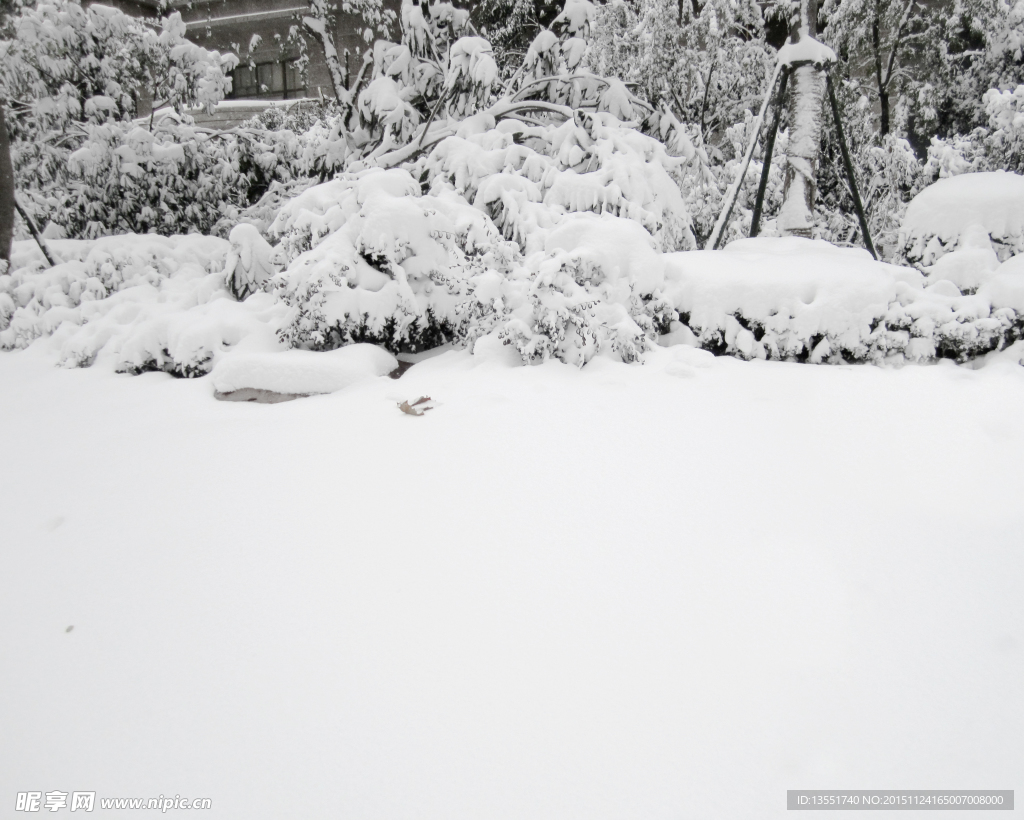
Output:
[
  {"xmin": 1, "ymin": 342, "xmax": 1021, "ymax": 819},
  {"xmin": 666, "ymin": 238, "xmax": 921, "ymax": 325},
  {"xmin": 925, "ymin": 224, "xmax": 1002, "ymax": 292},
  {"xmin": 553, "ymin": 0, "xmax": 596, "ymax": 36},
  {"xmin": 776, "ymin": 33, "xmax": 838, "ymax": 67},
  {"xmin": 210, "ymin": 344, "xmax": 398, "ymax": 395},
  {"xmin": 978, "ymin": 253, "xmax": 1024, "ymax": 311},
  {"xmin": 1, "ymin": 236, "xmax": 284, "ymax": 375},
  {"xmin": 900, "ymin": 171, "xmax": 1024, "ymax": 264}
]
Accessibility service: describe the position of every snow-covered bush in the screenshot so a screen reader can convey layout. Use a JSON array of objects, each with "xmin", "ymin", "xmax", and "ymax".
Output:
[
  {"xmin": 1, "ymin": 0, "xmax": 237, "ymax": 236},
  {"xmin": 661, "ymin": 238, "xmax": 1024, "ymax": 364},
  {"xmin": 483, "ymin": 213, "xmax": 676, "ymax": 365},
  {"xmin": 587, "ymin": 0, "xmax": 772, "ymax": 142},
  {"xmin": 268, "ymin": 168, "xmax": 519, "ymax": 353},
  {"xmin": 264, "ymin": 103, "xmax": 697, "ymax": 364},
  {"xmin": 420, "ymin": 111, "xmax": 696, "ymax": 252},
  {"xmin": 898, "ymin": 171, "xmax": 1024, "ymax": 269},
  {"xmin": 924, "ymin": 85, "xmax": 1024, "ymax": 180},
  {"xmin": 0, "ymin": 235, "xmax": 284, "ymax": 376},
  {"xmin": 53, "ymin": 120, "xmax": 247, "ymax": 238},
  {"xmin": 446, "ymin": 38, "xmax": 500, "ymax": 117}
]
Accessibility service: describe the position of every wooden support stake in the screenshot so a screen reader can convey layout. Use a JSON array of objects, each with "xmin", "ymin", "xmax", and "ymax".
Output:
[
  {"xmin": 707, "ymin": 62, "xmax": 783, "ymax": 251},
  {"xmin": 826, "ymin": 73, "xmax": 877, "ymax": 260},
  {"xmin": 750, "ymin": 66, "xmax": 789, "ymax": 238},
  {"xmin": 14, "ymin": 197, "xmax": 59, "ymax": 268}
]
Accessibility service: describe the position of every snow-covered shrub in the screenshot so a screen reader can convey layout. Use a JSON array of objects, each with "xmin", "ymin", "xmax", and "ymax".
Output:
[
  {"xmin": 0, "ymin": 235, "xmax": 283, "ymax": 376},
  {"xmin": 420, "ymin": 111, "xmax": 697, "ymax": 253},
  {"xmin": 924, "ymin": 85, "xmax": 1024, "ymax": 180},
  {"xmin": 269, "ymin": 168, "xmax": 519, "ymax": 353},
  {"xmin": 483, "ymin": 213, "xmax": 676, "ymax": 365},
  {"xmin": 266, "ymin": 113, "xmax": 693, "ymax": 365},
  {"xmin": 898, "ymin": 171, "xmax": 1024, "ymax": 268},
  {"xmin": 1, "ymin": 0, "xmax": 237, "ymax": 236},
  {"xmin": 662, "ymin": 237, "xmax": 1024, "ymax": 364},
  {"xmin": 470, "ymin": 0, "xmax": 566, "ymax": 71},
  {"xmin": 446, "ymin": 37, "xmax": 500, "ymax": 117},
  {"xmin": 52, "ymin": 119, "xmax": 248, "ymax": 238}
]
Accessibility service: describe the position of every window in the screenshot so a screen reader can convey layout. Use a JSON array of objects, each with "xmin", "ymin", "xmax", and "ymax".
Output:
[{"xmin": 229, "ymin": 59, "xmax": 306, "ymax": 100}]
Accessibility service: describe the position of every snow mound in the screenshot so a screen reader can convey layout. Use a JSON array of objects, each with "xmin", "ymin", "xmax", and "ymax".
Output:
[
  {"xmin": 900, "ymin": 171, "xmax": 1024, "ymax": 265},
  {"xmin": 211, "ymin": 344, "xmax": 398, "ymax": 395},
  {"xmin": 0, "ymin": 235, "xmax": 285, "ymax": 376},
  {"xmin": 977, "ymin": 254, "xmax": 1024, "ymax": 312},
  {"xmin": 924, "ymin": 224, "xmax": 1001, "ymax": 293},
  {"xmin": 662, "ymin": 237, "xmax": 1023, "ymax": 363}
]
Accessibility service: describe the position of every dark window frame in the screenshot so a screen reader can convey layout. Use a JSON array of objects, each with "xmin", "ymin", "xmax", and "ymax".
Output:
[{"xmin": 229, "ymin": 58, "xmax": 306, "ymax": 100}]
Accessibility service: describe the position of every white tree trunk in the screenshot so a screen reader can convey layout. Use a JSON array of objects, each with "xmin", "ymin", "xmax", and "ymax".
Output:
[{"xmin": 779, "ymin": 0, "xmax": 824, "ymax": 237}]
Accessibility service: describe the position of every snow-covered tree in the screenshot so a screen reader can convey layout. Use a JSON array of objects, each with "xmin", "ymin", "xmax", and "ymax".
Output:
[
  {"xmin": 775, "ymin": 0, "xmax": 835, "ymax": 236},
  {"xmin": 301, "ymin": 0, "xmax": 395, "ymax": 104},
  {"xmin": 819, "ymin": 0, "xmax": 939, "ymax": 138},
  {"xmin": 0, "ymin": 0, "xmax": 20, "ymax": 270},
  {"xmin": 0, "ymin": 0, "xmax": 238, "ymax": 235},
  {"xmin": 915, "ymin": 0, "xmax": 1024, "ymax": 144},
  {"xmin": 820, "ymin": 0, "xmax": 1024, "ymax": 151},
  {"xmin": 587, "ymin": 0, "xmax": 773, "ymax": 143}
]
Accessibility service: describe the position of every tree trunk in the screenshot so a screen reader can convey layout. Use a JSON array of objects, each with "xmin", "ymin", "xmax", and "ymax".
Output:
[
  {"xmin": 872, "ymin": 3, "xmax": 889, "ymax": 137},
  {"xmin": 303, "ymin": 0, "xmax": 352, "ymax": 105},
  {"xmin": 0, "ymin": 101, "xmax": 14, "ymax": 272},
  {"xmin": 778, "ymin": 0, "xmax": 825, "ymax": 238}
]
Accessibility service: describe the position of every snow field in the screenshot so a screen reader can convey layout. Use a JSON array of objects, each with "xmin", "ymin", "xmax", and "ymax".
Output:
[{"xmin": 0, "ymin": 344, "xmax": 1021, "ymax": 819}]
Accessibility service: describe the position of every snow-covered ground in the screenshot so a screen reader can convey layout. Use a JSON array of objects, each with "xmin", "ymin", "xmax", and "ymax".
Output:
[{"xmin": 1, "ymin": 343, "xmax": 1021, "ymax": 818}]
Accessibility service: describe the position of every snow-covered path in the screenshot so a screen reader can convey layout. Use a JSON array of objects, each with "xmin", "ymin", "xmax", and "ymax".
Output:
[{"xmin": 1, "ymin": 347, "xmax": 1022, "ymax": 819}]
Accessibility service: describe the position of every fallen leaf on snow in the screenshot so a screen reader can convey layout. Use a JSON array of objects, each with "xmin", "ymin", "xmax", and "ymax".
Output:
[{"xmin": 398, "ymin": 396, "xmax": 434, "ymax": 416}]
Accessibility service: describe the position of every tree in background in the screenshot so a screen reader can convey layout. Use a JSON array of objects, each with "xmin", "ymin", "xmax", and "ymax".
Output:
[
  {"xmin": 0, "ymin": 0, "xmax": 237, "ymax": 238},
  {"xmin": 0, "ymin": 0, "xmax": 18, "ymax": 270},
  {"xmin": 301, "ymin": 0, "xmax": 395, "ymax": 103},
  {"xmin": 913, "ymin": 0, "xmax": 1024, "ymax": 147},
  {"xmin": 587, "ymin": 0, "xmax": 772, "ymax": 144},
  {"xmin": 820, "ymin": 0, "xmax": 938, "ymax": 138}
]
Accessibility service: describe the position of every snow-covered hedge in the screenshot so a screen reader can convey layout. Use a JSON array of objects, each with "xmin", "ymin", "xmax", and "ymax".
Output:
[
  {"xmin": 897, "ymin": 171, "xmax": 1024, "ymax": 274},
  {"xmin": 0, "ymin": 236, "xmax": 284, "ymax": 376},
  {"xmin": 261, "ymin": 108, "xmax": 697, "ymax": 363},
  {"xmin": 662, "ymin": 238, "xmax": 1024, "ymax": 364},
  {"xmin": 7, "ymin": 228, "xmax": 1024, "ymax": 376}
]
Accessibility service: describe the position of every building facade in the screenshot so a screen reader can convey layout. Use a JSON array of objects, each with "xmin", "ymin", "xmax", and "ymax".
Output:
[{"xmin": 99, "ymin": 0, "xmax": 400, "ymax": 105}]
